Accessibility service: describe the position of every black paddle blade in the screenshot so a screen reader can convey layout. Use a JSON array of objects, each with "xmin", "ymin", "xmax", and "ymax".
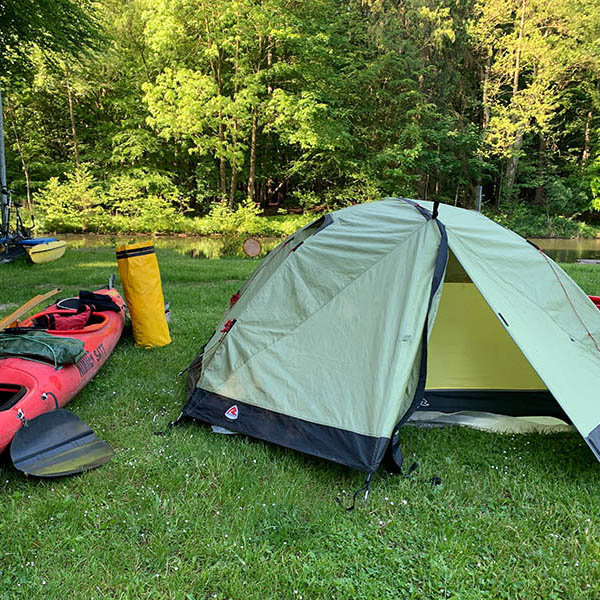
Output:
[{"xmin": 10, "ymin": 409, "xmax": 114, "ymax": 477}]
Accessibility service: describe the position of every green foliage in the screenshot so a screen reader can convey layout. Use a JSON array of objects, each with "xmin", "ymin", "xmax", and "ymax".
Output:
[
  {"xmin": 2, "ymin": 0, "xmax": 600, "ymax": 227},
  {"xmin": 486, "ymin": 202, "xmax": 599, "ymax": 238},
  {"xmin": 35, "ymin": 168, "xmax": 190, "ymax": 234},
  {"xmin": 103, "ymin": 171, "xmax": 189, "ymax": 233},
  {"xmin": 472, "ymin": 0, "xmax": 600, "ymax": 202},
  {"xmin": 543, "ymin": 176, "xmax": 591, "ymax": 218},
  {"xmin": 33, "ymin": 168, "xmax": 315, "ymax": 235},
  {"xmin": 192, "ymin": 200, "xmax": 264, "ymax": 235},
  {"xmin": 191, "ymin": 200, "xmax": 314, "ymax": 236},
  {"xmin": 0, "ymin": 0, "xmax": 102, "ymax": 76},
  {"xmin": 34, "ymin": 166, "xmax": 103, "ymax": 232},
  {"xmin": 291, "ymin": 174, "xmax": 382, "ymax": 211}
]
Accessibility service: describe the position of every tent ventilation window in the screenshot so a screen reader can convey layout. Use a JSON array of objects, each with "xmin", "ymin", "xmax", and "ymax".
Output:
[
  {"xmin": 284, "ymin": 214, "xmax": 332, "ymax": 254},
  {"xmin": 294, "ymin": 214, "xmax": 333, "ymax": 244}
]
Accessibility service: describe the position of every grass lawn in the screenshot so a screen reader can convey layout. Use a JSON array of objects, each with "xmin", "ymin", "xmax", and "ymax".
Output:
[{"xmin": 0, "ymin": 247, "xmax": 599, "ymax": 599}]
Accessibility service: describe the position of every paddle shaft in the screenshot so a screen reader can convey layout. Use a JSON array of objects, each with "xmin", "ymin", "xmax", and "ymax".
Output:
[{"xmin": 0, "ymin": 288, "xmax": 61, "ymax": 329}]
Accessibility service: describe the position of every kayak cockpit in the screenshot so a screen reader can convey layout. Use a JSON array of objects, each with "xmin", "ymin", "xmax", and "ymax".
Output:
[
  {"xmin": 41, "ymin": 311, "xmax": 108, "ymax": 333},
  {"xmin": 0, "ymin": 384, "xmax": 26, "ymax": 411}
]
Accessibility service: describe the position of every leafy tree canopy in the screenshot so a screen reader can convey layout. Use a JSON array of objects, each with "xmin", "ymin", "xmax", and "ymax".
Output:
[{"xmin": 0, "ymin": 0, "xmax": 102, "ymax": 76}]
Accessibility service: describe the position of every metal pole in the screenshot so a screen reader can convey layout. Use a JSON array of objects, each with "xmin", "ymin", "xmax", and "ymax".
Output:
[
  {"xmin": 476, "ymin": 185, "xmax": 483, "ymax": 212},
  {"xmin": 0, "ymin": 88, "xmax": 8, "ymax": 232}
]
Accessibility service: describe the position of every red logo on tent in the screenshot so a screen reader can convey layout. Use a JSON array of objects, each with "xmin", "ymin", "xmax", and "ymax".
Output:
[{"xmin": 225, "ymin": 405, "xmax": 239, "ymax": 420}]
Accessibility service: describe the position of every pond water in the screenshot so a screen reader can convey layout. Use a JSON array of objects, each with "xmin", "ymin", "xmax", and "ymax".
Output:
[
  {"xmin": 61, "ymin": 233, "xmax": 281, "ymax": 259},
  {"xmin": 530, "ymin": 238, "xmax": 600, "ymax": 263},
  {"xmin": 60, "ymin": 233, "xmax": 600, "ymax": 263}
]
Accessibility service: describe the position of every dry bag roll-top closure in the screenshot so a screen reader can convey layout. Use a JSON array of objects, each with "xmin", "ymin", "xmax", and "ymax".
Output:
[{"xmin": 116, "ymin": 242, "xmax": 171, "ymax": 348}]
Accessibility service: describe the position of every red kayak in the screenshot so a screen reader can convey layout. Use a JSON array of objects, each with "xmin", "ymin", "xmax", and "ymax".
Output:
[
  {"xmin": 0, "ymin": 288, "xmax": 125, "ymax": 453},
  {"xmin": 590, "ymin": 296, "xmax": 600, "ymax": 309}
]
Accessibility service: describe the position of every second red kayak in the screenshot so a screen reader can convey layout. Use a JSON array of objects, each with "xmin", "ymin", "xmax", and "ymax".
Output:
[{"xmin": 0, "ymin": 288, "xmax": 125, "ymax": 453}]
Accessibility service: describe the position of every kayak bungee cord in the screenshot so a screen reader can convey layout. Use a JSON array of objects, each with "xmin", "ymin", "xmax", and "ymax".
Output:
[{"xmin": 0, "ymin": 334, "xmax": 60, "ymax": 369}]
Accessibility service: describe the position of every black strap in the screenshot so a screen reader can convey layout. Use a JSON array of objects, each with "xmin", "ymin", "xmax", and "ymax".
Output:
[
  {"xmin": 32, "ymin": 313, "xmax": 55, "ymax": 329},
  {"xmin": 154, "ymin": 412, "xmax": 184, "ymax": 436},
  {"xmin": 116, "ymin": 245, "xmax": 155, "ymax": 259},
  {"xmin": 389, "ymin": 432, "xmax": 419, "ymax": 477},
  {"xmin": 336, "ymin": 473, "xmax": 373, "ymax": 511},
  {"xmin": 2, "ymin": 326, "xmax": 46, "ymax": 334},
  {"xmin": 77, "ymin": 291, "xmax": 121, "ymax": 312},
  {"xmin": 386, "ymin": 200, "xmax": 449, "ymax": 472}
]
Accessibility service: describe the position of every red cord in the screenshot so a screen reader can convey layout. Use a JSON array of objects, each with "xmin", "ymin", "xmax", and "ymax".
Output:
[{"xmin": 539, "ymin": 250, "xmax": 600, "ymax": 353}]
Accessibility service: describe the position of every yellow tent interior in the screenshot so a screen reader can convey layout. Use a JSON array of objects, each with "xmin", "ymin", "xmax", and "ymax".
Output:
[{"xmin": 424, "ymin": 251, "xmax": 565, "ymax": 422}]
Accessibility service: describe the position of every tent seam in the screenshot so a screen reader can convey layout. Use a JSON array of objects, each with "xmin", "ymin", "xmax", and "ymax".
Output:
[
  {"xmin": 208, "ymin": 219, "xmax": 440, "ymax": 428},
  {"xmin": 221, "ymin": 221, "xmax": 433, "ymax": 370}
]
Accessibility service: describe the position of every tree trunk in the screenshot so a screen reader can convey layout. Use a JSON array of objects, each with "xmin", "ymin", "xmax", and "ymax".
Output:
[
  {"xmin": 476, "ymin": 55, "xmax": 492, "ymax": 207},
  {"xmin": 229, "ymin": 165, "xmax": 237, "ymax": 208},
  {"xmin": 582, "ymin": 110, "xmax": 592, "ymax": 162},
  {"xmin": 513, "ymin": 0, "xmax": 526, "ymax": 97},
  {"xmin": 263, "ymin": 36, "xmax": 273, "ymax": 208},
  {"xmin": 534, "ymin": 135, "xmax": 546, "ymax": 205},
  {"xmin": 267, "ymin": 37, "xmax": 273, "ymax": 95},
  {"xmin": 218, "ymin": 119, "xmax": 227, "ymax": 201},
  {"xmin": 504, "ymin": 124, "xmax": 524, "ymax": 199},
  {"xmin": 229, "ymin": 118, "xmax": 239, "ymax": 208},
  {"xmin": 482, "ymin": 55, "xmax": 491, "ymax": 131},
  {"xmin": 247, "ymin": 111, "xmax": 258, "ymax": 201},
  {"xmin": 206, "ymin": 18, "xmax": 226, "ymax": 203},
  {"xmin": 503, "ymin": 0, "xmax": 526, "ymax": 201},
  {"xmin": 66, "ymin": 80, "xmax": 80, "ymax": 168}
]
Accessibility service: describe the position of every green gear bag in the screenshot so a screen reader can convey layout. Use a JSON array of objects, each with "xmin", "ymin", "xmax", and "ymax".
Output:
[{"xmin": 0, "ymin": 330, "xmax": 85, "ymax": 366}]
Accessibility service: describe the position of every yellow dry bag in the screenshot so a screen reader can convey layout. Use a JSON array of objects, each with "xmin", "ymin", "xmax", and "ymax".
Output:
[{"xmin": 116, "ymin": 242, "xmax": 171, "ymax": 348}]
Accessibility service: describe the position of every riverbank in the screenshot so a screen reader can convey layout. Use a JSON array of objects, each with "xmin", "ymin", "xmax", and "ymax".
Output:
[
  {"xmin": 53, "ymin": 232, "xmax": 600, "ymax": 263},
  {"xmin": 30, "ymin": 200, "xmax": 600, "ymax": 240}
]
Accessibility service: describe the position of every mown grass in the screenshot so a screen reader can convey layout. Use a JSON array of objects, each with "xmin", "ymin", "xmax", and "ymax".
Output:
[{"xmin": 0, "ymin": 248, "xmax": 599, "ymax": 599}]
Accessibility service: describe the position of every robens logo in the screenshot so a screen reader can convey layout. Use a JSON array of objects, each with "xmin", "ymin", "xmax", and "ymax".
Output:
[{"xmin": 224, "ymin": 405, "xmax": 239, "ymax": 420}]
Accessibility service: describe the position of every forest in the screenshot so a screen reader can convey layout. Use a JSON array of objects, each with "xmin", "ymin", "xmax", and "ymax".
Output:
[{"xmin": 1, "ymin": 0, "xmax": 600, "ymax": 234}]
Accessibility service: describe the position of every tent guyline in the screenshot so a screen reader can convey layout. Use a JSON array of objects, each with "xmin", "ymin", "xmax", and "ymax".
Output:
[
  {"xmin": 537, "ymin": 249, "xmax": 600, "ymax": 353},
  {"xmin": 180, "ymin": 198, "xmax": 600, "ymax": 479}
]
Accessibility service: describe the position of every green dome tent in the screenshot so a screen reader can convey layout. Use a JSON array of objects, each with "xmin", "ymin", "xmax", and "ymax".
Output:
[{"xmin": 183, "ymin": 198, "xmax": 600, "ymax": 474}]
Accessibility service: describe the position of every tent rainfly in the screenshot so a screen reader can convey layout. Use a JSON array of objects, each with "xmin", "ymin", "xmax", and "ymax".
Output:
[{"xmin": 182, "ymin": 198, "xmax": 600, "ymax": 474}]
